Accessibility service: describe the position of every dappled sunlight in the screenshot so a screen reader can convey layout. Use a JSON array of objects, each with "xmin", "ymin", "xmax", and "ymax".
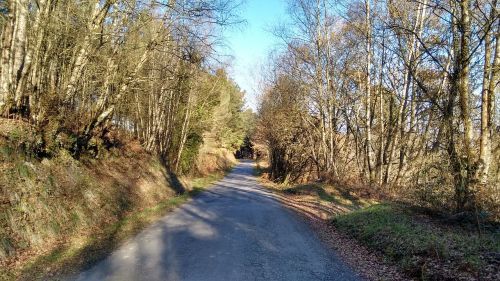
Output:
[
  {"xmin": 187, "ymin": 223, "xmax": 218, "ymax": 240},
  {"xmin": 70, "ymin": 161, "xmax": 360, "ymax": 280},
  {"xmin": 254, "ymin": 180, "xmax": 373, "ymax": 222}
]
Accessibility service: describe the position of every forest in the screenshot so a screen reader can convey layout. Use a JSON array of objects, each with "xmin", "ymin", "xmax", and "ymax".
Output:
[
  {"xmin": 0, "ymin": 0, "xmax": 252, "ymax": 172},
  {"xmin": 252, "ymin": 2, "xmax": 499, "ymax": 278},
  {"xmin": 256, "ymin": 0, "xmax": 499, "ymax": 217}
]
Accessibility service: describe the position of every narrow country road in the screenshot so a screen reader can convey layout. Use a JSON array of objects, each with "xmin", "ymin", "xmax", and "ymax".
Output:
[{"xmin": 70, "ymin": 161, "xmax": 360, "ymax": 281}]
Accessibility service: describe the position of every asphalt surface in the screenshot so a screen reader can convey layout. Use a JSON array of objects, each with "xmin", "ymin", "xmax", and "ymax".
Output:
[{"xmin": 70, "ymin": 161, "xmax": 360, "ymax": 281}]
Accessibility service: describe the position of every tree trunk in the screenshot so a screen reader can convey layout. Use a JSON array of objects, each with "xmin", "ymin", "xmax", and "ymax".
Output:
[
  {"xmin": 63, "ymin": 0, "xmax": 115, "ymax": 104},
  {"xmin": 365, "ymin": 0, "xmax": 374, "ymax": 183},
  {"xmin": 0, "ymin": 0, "xmax": 29, "ymax": 115},
  {"xmin": 478, "ymin": 4, "xmax": 499, "ymax": 183},
  {"xmin": 459, "ymin": 0, "xmax": 473, "ymax": 165},
  {"xmin": 449, "ymin": 4, "xmax": 469, "ymax": 212},
  {"xmin": 174, "ymin": 90, "xmax": 192, "ymax": 173}
]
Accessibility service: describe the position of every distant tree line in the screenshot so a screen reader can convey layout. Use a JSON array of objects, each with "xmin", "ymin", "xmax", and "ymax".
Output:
[
  {"xmin": 235, "ymin": 136, "xmax": 254, "ymax": 159},
  {"xmin": 0, "ymin": 0, "xmax": 252, "ymax": 173},
  {"xmin": 256, "ymin": 0, "xmax": 499, "ymax": 214}
]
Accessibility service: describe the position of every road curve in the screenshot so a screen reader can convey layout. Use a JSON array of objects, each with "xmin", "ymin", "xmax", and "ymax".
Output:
[{"xmin": 70, "ymin": 161, "xmax": 360, "ymax": 281}]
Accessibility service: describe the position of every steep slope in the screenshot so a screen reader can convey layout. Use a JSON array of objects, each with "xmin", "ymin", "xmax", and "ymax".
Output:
[{"xmin": 0, "ymin": 119, "xmax": 235, "ymax": 280}]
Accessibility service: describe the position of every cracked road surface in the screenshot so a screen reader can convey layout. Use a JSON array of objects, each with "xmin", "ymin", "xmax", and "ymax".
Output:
[{"xmin": 70, "ymin": 161, "xmax": 360, "ymax": 281}]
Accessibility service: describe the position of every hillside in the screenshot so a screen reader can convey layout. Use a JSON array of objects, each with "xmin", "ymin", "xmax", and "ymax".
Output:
[{"xmin": 0, "ymin": 118, "xmax": 236, "ymax": 280}]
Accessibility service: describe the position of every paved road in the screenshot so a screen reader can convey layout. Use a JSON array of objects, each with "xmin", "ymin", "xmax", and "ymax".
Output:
[{"xmin": 70, "ymin": 161, "xmax": 360, "ymax": 281}]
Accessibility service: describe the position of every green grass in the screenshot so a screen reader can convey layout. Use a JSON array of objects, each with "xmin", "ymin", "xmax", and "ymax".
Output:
[
  {"xmin": 191, "ymin": 171, "xmax": 227, "ymax": 189},
  {"xmin": 255, "ymin": 161, "xmax": 500, "ymax": 279},
  {"xmin": 333, "ymin": 204, "xmax": 500, "ymax": 279}
]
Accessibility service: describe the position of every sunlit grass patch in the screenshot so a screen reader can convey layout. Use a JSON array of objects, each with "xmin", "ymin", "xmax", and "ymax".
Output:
[
  {"xmin": 333, "ymin": 203, "xmax": 500, "ymax": 279},
  {"xmin": 190, "ymin": 168, "xmax": 233, "ymax": 190}
]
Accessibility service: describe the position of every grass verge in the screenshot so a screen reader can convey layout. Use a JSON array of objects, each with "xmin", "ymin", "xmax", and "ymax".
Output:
[
  {"xmin": 255, "ymin": 162, "xmax": 500, "ymax": 280},
  {"xmin": 333, "ymin": 204, "xmax": 500, "ymax": 280},
  {"xmin": 1, "ymin": 168, "xmax": 232, "ymax": 281}
]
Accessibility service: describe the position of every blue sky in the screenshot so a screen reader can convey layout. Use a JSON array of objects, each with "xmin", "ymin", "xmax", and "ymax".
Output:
[{"xmin": 222, "ymin": 0, "xmax": 288, "ymax": 111}]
